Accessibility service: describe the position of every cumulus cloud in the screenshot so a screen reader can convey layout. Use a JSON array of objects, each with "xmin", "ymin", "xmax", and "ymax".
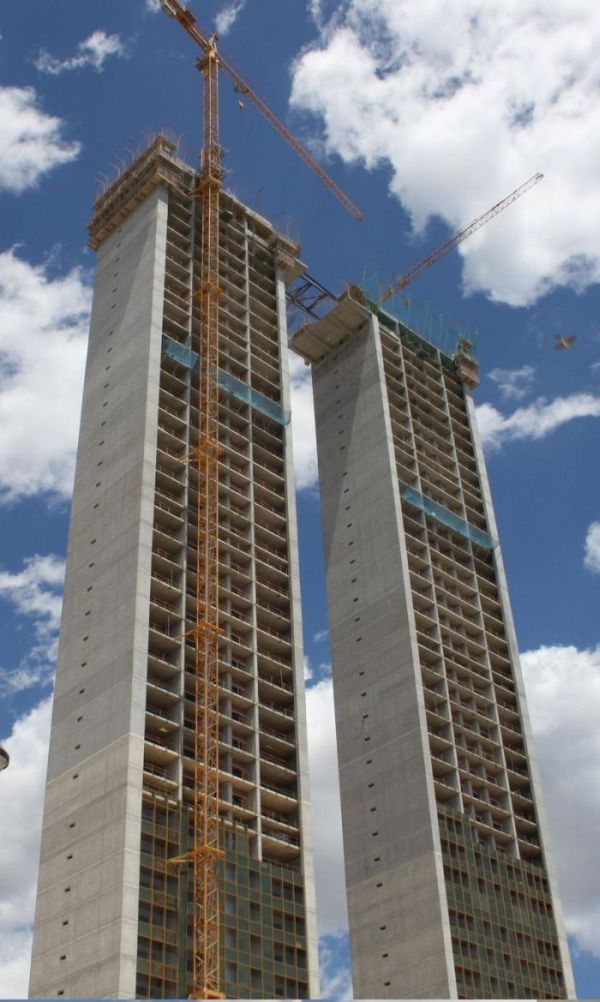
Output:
[
  {"xmin": 0, "ymin": 87, "xmax": 80, "ymax": 194},
  {"xmin": 0, "ymin": 554, "xmax": 64, "ymax": 638},
  {"xmin": 584, "ymin": 521, "xmax": 600, "ymax": 574},
  {"xmin": 319, "ymin": 933, "xmax": 353, "ymax": 1000},
  {"xmin": 521, "ymin": 645, "xmax": 600, "ymax": 955},
  {"xmin": 0, "ymin": 697, "xmax": 53, "ymax": 999},
  {"xmin": 291, "ymin": 1, "xmax": 600, "ymax": 306},
  {"xmin": 488, "ymin": 364, "xmax": 536, "ymax": 401},
  {"xmin": 215, "ymin": 1, "xmax": 247, "ymax": 36},
  {"xmin": 307, "ymin": 0, "xmax": 324, "ymax": 29},
  {"xmin": 305, "ymin": 678, "xmax": 349, "ymax": 937},
  {"xmin": 307, "ymin": 0, "xmax": 338, "ymax": 33},
  {"xmin": 289, "ymin": 350, "xmax": 319, "ymax": 490},
  {"xmin": 475, "ymin": 392, "xmax": 600, "ymax": 450},
  {"xmin": 0, "ymin": 248, "xmax": 90, "ymax": 502},
  {"xmin": 145, "ymin": 0, "xmax": 162, "ymax": 10},
  {"xmin": 0, "ymin": 554, "xmax": 65, "ymax": 695},
  {"xmin": 35, "ymin": 30, "xmax": 126, "ymax": 76}
]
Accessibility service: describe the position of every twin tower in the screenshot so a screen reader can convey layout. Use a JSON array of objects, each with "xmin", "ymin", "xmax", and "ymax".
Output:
[{"xmin": 29, "ymin": 138, "xmax": 574, "ymax": 1000}]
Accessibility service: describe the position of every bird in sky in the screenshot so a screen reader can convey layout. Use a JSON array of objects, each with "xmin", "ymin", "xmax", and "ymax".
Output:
[{"xmin": 554, "ymin": 335, "xmax": 576, "ymax": 350}]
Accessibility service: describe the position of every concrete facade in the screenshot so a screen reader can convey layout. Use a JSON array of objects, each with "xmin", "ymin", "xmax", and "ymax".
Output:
[
  {"xmin": 30, "ymin": 189, "xmax": 167, "ymax": 1000},
  {"xmin": 30, "ymin": 138, "xmax": 318, "ymax": 1000},
  {"xmin": 292, "ymin": 293, "xmax": 575, "ymax": 1000}
]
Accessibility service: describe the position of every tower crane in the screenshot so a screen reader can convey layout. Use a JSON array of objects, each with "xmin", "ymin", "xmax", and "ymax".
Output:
[
  {"xmin": 158, "ymin": 1, "xmax": 360, "ymax": 998},
  {"xmin": 289, "ymin": 174, "xmax": 544, "ymax": 328},
  {"xmin": 378, "ymin": 172, "xmax": 543, "ymax": 302},
  {"xmin": 160, "ymin": 0, "xmax": 362, "ymax": 221}
]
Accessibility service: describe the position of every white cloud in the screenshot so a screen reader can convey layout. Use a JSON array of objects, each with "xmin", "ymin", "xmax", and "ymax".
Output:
[
  {"xmin": 35, "ymin": 30, "xmax": 126, "ymax": 76},
  {"xmin": 0, "ymin": 554, "xmax": 65, "ymax": 636},
  {"xmin": 0, "ymin": 696, "xmax": 53, "ymax": 999},
  {"xmin": 0, "ymin": 248, "xmax": 90, "ymax": 503},
  {"xmin": 0, "ymin": 87, "xmax": 80, "ymax": 194},
  {"xmin": 521, "ymin": 644, "xmax": 600, "ymax": 955},
  {"xmin": 308, "ymin": 0, "xmax": 324, "ymax": 30},
  {"xmin": 488, "ymin": 364, "xmax": 535, "ymax": 401},
  {"xmin": 0, "ymin": 554, "xmax": 65, "ymax": 695},
  {"xmin": 584, "ymin": 521, "xmax": 600, "ymax": 574},
  {"xmin": 304, "ymin": 655, "xmax": 313, "ymax": 682},
  {"xmin": 306, "ymin": 678, "xmax": 349, "ymax": 937},
  {"xmin": 290, "ymin": 1, "xmax": 600, "ymax": 306},
  {"xmin": 319, "ymin": 933, "xmax": 353, "ymax": 1000},
  {"xmin": 475, "ymin": 392, "xmax": 600, "ymax": 450},
  {"xmin": 145, "ymin": 0, "xmax": 162, "ymax": 10},
  {"xmin": 289, "ymin": 350, "xmax": 319, "ymax": 490},
  {"xmin": 215, "ymin": 1, "xmax": 247, "ymax": 36},
  {"xmin": 304, "ymin": 652, "xmax": 332, "ymax": 685}
]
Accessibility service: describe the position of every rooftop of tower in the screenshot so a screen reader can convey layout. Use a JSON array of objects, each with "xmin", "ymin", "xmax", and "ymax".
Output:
[
  {"xmin": 88, "ymin": 134, "xmax": 304, "ymax": 282},
  {"xmin": 291, "ymin": 285, "xmax": 480, "ymax": 389}
]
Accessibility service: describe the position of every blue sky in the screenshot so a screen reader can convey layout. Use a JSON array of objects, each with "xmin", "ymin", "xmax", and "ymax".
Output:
[{"xmin": 0, "ymin": 0, "xmax": 599, "ymax": 998}]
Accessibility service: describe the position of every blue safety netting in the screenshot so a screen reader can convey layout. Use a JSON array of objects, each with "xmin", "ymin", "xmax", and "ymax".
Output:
[
  {"xmin": 161, "ymin": 337, "xmax": 199, "ymax": 371},
  {"xmin": 161, "ymin": 338, "xmax": 290, "ymax": 425},
  {"xmin": 218, "ymin": 370, "xmax": 290, "ymax": 426},
  {"xmin": 402, "ymin": 486, "xmax": 496, "ymax": 551}
]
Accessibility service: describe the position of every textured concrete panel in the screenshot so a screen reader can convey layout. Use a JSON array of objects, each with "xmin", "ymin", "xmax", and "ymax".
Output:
[
  {"xmin": 310, "ymin": 317, "xmax": 454, "ymax": 999},
  {"xmin": 29, "ymin": 189, "xmax": 168, "ymax": 1000}
]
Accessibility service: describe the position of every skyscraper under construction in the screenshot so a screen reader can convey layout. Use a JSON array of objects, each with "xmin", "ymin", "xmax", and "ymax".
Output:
[
  {"xmin": 292, "ymin": 289, "xmax": 575, "ymax": 1000},
  {"xmin": 29, "ymin": 137, "xmax": 318, "ymax": 1000}
]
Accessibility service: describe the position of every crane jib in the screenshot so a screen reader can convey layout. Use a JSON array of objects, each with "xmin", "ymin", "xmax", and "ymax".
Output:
[{"xmin": 380, "ymin": 173, "xmax": 544, "ymax": 303}]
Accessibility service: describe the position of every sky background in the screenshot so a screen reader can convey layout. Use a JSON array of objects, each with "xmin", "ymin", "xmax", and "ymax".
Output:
[{"xmin": 0, "ymin": 0, "xmax": 599, "ymax": 998}]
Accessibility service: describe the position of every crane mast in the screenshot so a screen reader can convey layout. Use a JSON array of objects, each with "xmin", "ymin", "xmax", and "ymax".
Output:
[
  {"xmin": 189, "ymin": 33, "xmax": 224, "ymax": 1001},
  {"xmin": 160, "ymin": 3, "xmax": 223, "ymax": 998},
  {"xmin": 159, "ymin": 1, "xmax": 360, "ymax": 997}
]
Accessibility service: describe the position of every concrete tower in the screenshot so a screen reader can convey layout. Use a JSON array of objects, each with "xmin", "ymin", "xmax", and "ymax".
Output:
[
  {"xmin": 292, "ymin": 290, "xmax": 575, "ymax": 1000},
  {"xmin": 29, "ymin": 137, "xmax": 318, "ymax": 1000}
]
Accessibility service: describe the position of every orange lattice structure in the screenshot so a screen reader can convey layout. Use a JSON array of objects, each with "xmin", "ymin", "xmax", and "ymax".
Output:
[{"xmin": 159, "ymin": 1, "xmax": 360, "ymax": 996}]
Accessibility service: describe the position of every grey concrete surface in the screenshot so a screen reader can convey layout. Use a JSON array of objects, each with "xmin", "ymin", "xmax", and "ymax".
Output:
[
  {"xmin": 308, "ymin": 315, "xmax": 455, "ymax": 999},
  {"xmin": 29, "ymin": 189, "xmax": 168, "ymax": 1000}
]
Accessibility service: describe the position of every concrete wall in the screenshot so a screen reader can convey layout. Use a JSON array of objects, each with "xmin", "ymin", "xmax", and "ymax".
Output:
[
  {"xmin": 29, "ymin": 189, "xmax": 168, "ymax": 1000},
  {"xmin": 311, "ymin": 318, "xmax": 455, "ymax": 999}
]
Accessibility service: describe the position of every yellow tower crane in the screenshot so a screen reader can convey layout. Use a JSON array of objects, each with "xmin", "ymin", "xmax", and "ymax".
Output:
[
  {"xmin": 378, "ymin": 172, "xmax": 544, "ymax": 302},
  {"xmin": 159, "ymin": 1, "xmax": 360, "ymax": 997}
]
